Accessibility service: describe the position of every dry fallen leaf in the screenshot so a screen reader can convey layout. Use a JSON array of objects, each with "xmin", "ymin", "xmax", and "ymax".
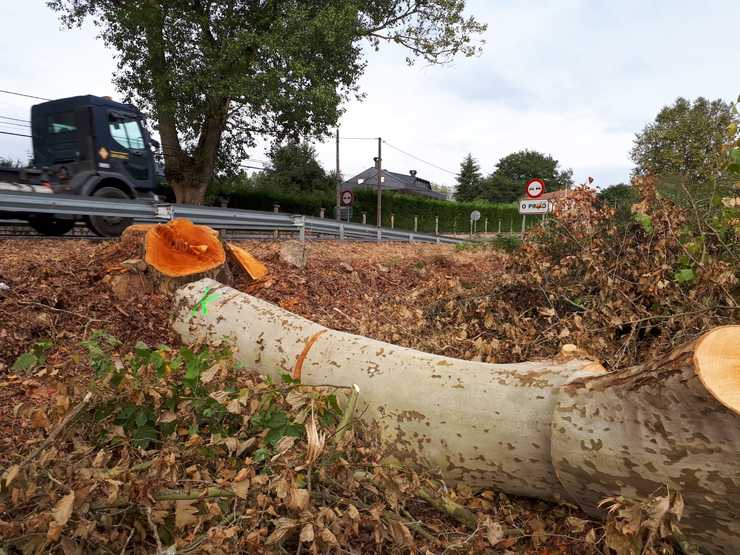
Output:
[
  {"xmin": 30, "ymin": 408, "xmax": 50, "ymax": 429},
  {"xmin": 299, "ymin": 523, "xmax": 315, "ymax": 543},
  {"xmin": 175, "ymin": 500, "xmax": 199, "ymax": 529},
  {"xmin": 47, "ymin": 491, "xmax": 75, "ymax": 541},
  {"xmin": 484, "ymin": 516, "xmax": 505, "ymax": 546}
]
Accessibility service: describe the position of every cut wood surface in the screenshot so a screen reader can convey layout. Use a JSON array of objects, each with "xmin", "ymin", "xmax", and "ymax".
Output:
[
  {"xmin": 104, "ymin": 219, "xmax": 268, "ymax": 298},
  {"xmin": 172, "ymin": 278, "xmax": 740, "ymax": 555}
]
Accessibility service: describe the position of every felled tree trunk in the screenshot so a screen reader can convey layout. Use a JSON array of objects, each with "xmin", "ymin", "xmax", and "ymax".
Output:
[
  {"xmin": 171, "ymin": 278, "xmax": 606, "ymax": 501},
  {"xmin": 551, "ymin": 326, "xmax": 740, "ymax": 554},
  {"xmin": 171, "ymin": 279, "xmax": 740, "ymax": 555}
]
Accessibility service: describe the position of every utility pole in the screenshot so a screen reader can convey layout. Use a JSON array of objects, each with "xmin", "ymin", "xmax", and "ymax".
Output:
[
  {"xmin": 335, "ymin": 128, "xmax": 340, "ymax": 221},
  {"xmin": 375, "ymin": 137, "xmax": 382, "ymax": 227}
]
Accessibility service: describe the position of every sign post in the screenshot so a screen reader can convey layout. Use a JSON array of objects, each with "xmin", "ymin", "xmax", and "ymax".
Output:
[
  {"xmin": 340, "ymin": 189, "xmax": 353, "ymax": 222},
  {"xmin": 470, "ymin": 210, "xmax": 481, "ymax": 236},
  {"xmin": 519, "ymin": 178, "xmax": 551, "ymax": 217}
]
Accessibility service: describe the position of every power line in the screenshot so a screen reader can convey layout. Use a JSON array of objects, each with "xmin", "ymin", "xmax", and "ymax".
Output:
[
  {"xmin": 0, "ymin": 89, "xmax": 51, "ymax": 101},
  {"xmin": 0, "ymin": 121, "xmax": 31, "ymax": 129},
  {"xmin": 0, "ymin": 130, "xmax": 32, "ymax": 138},
  {"xmin": 0, "ymin": 115, "xmax": 29, "ymax": 124},
  {"xmin": 381, "ymin": 140, "xmax": 457, "ymax": 176},
  {"xmin": 340, "ymin": 136, "xmax": 378, "ymax": 141}
]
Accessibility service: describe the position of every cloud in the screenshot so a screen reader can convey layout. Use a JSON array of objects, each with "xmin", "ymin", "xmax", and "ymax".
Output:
[{"xmin": 1, "ymin": 0, "xmax": 738, "ymax": 191}]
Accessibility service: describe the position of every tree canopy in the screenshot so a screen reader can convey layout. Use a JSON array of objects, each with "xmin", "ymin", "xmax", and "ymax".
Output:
[
  {"xmin": 256, "ymin": 142, "xmax": 335, "ymax": 193},
  {"xmin": 481, "ymin": 150, "xmax": 573, "ymax": 204},
  {"xmin": 631, "ymin": 97, "xmax": 736, "ymax": 184},
  {"xmin": 454, "ymin": 153, "xmax": 483, "ymax": 201},
  {"xmin": 47, "ymin": 1, "xmax": 485, "ymax": 204}
]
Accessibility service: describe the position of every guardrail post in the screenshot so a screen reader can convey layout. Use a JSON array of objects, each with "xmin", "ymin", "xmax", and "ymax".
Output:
[
  {"xmin": 273, "ymin": 204, "xmax": 280, "ymax": 240},
  {"xmin": 362, "ymin": 212, "xmax": 367, "ymax": 225},
  {"xmin": 319, "ymin": 207, "xmax": 325, "ymax": 219},
  {"xmin": 292, "ymin": 215, "xmax": 306, "ymax": 242},
  {"xmin": 498, "ymin": 219, "xmax": 501, "ymax": 234},
  {"xmin": 413, "ymin": 215, "xmax": 418, "ymax": 233},
  {"xmin": 521, "ymin": 214, "xmax": 526, "ymax": 236},
  {"xmin": 339, "ymin": 223, "xmax": 345, "ymax": 241},
  {"xmin": 377, "ymin": 228, "xmax": 381, "ymax": 243},
  {"xmin": 509, "ymin": 219, "xmax": 513, "ymax": 233},
  {"xmin": 409, "ymin": 233, "xmax": 414, "ymax": 243},
  {"xmin": 435, "ymin": 216, "xmax": 439, "ymax": 236},
  {"xmin": 484, "ymin": 218, "xmax": 488, "ymax": 233},
  {"xmin": 390, "ymin": 214, "xmax": 394, "ymax": 229}
]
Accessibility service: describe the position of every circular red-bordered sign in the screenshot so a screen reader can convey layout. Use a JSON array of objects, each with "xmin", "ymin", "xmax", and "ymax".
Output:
[
  {"xmin": 340, "ymin": 190, "xmax": 354, "ymax": 206},
  {"xmin": 525, "ymin": 178, "xmax": 545, "ymax": 199}
]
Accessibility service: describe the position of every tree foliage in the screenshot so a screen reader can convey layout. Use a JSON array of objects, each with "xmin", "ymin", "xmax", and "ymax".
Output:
[
  {"xmin": 482, "ymin": 150, "xmax": 573, "ymax": 203},
  {"xmin": 257, "ymin": 142, "xmax": 335, "ymax": 193},
  {"xmin": 454, "ymin": 153, "xmax": 483, "ymax": 201},
  {"xmin": 631, "ymin": 97, "xmax": 737, "ymax": 184},
  {"xmin": 47, "ymin": 0, "xmax": 485, "ymax": 204}
]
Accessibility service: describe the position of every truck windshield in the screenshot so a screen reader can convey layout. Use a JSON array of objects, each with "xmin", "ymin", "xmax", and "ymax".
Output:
[{"xmin": 109, "ymin": 114, "xmax": 145, "ymax": 150}]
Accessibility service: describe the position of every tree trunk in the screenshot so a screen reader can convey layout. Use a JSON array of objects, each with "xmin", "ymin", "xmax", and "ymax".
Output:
[
  {"xmin": 171, "ymin": 278, "xmax": 606, "ymax": 501},
  {"xmin": 171, "ymin": 279, "xmax": 740, "ymax": 555},
  {"xmin": 551, "ymin": 326, "xmax": 740, "ymax": 555},
  {"xmin": 169, "ymin": 177, "xmax": 209, "ymax": 205}
]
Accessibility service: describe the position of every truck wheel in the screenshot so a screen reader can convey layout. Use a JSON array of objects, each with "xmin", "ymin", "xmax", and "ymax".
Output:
[
  {"xmin": 86, "ymin": 186, "xmax": 133, "ymax": 237},
  {"xmin": 27, "ymin": 215, "xmax": 76, "ymax": 236}
]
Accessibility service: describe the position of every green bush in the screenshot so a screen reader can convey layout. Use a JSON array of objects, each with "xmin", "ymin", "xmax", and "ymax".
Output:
[{"xmin": 491, "ymin": 234, "xmax": 522, "ymax": 253}]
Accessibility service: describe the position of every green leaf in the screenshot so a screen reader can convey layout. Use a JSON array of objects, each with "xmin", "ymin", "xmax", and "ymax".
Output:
[
  {"xmin": 253, "ymin": 447, "xmax": 271, "ymax": 463},
  {"xmin": 674, "ymin": 268, "xmax": 695, "ymax": 283},
  {"xmin": 280, "ymin": 372, "xmax": 300, "ymax": 385},
  {"xmin": 11, "ymin": 352, "xmax": 38, "ymax": 372},
  {"xmin": 633, "ymin": 212, "xmax": 653, "ymax": 233}
]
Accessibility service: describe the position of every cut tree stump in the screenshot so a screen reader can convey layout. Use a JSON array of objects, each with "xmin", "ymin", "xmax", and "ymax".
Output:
[
  {"xmin": 171, "ymin": 278, "xmax": 740, "ymax": 555},
  {"xmin": 104, "ymin": 219, "xmax": 265, "ymax": 299}
]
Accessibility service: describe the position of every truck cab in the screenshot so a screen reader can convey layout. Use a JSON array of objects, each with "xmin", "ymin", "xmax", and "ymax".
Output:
[{"xmin": 1, "ymin": 95, "xmax": 159, "ymax": 236}]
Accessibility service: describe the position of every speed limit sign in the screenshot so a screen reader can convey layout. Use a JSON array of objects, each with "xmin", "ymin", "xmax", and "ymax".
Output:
[{"xmin": 341, "ymin": 190, "xmax": 354, "ymax": 206}]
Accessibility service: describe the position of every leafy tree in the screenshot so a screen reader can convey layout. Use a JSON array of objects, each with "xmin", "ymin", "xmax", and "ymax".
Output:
[
  {"xmin": 598, "ymin": 183, "xmax": 638, "ymax": 225},
  {"xmin": 481, "ymin": 150, "xmax": 573, "ymax": 203},
  {"xmin": 256, "ymin": 142, "xmax": 334, "ymax": 193},
  {"xmin": 47, "ymin": 1, "xmax": 485, "ymax": 204},
  {"xmin": 631, "ymin": 97, "xmax": 736, "ymax": 184},
  {"xmin": 454, "ymin": 153, "xmax": 483, "ymax": 201}
]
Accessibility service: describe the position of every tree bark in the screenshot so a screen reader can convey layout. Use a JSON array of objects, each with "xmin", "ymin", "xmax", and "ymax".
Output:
[
  {"xmin": 171, "ymin": 279, "xmax": 740, "ymax": 555},
  {"xmin": 171, "ymin": 278, "xmax": 606, "ymax": 501},
  {"xmin": 551, "ymin": 326, "xmax": 740, "ymax": 555},
  {"xmin": 143, "ymin": 4, "xmax": 228, "ymax": 206}
]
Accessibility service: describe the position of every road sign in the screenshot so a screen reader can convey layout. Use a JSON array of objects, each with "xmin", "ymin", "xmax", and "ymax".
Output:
[
  {"xmin": 525, "ymin": 178, "xmax": 545, "ymax": 199},
  {"xmin": 519, "ymin": 199, "xmax": 552, "ymax": 214},
  {"xmin": 340, "ymin": 190, "xmax": 354, "ymax": 206},
  {"xmin": 470, "ymin": 210, "xmax": 481, "ymax": 222}
]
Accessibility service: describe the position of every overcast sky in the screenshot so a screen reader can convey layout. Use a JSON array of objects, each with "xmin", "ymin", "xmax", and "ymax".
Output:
[{"xmin": 1, "ymin": 0, "xmax": 739, "ymax": 189}]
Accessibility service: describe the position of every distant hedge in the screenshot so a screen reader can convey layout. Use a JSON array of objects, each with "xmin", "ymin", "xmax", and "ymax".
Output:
[{"xmin": 208, "ymin": 186, "xmax": 538, "ymax": 234}]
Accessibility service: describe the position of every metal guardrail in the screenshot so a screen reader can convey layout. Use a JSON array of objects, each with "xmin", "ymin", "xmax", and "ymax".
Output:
[{"xmin": 0, "ymin": 190, "xmax": 463, "ymax": 244}]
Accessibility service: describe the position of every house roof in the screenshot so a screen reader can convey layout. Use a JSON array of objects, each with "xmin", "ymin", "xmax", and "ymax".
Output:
[{"xmin": 341, "ymin": 167, "xmax": 447, "ymax": 200}]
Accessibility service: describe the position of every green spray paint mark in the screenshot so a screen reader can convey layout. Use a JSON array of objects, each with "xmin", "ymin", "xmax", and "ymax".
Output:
[{"xmin": 191, "ymin": 287, "xmax": 222, "ymax": 317}]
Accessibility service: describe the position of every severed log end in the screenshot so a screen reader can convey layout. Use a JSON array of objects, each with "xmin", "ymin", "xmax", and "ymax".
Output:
[
  {"xmin": 104, "ymin": 220, "xmax": 268, "ymax": 299},
  {"xmin": 144, "ymin": 219, "xmax": 225, "ymax": 278},
  {"xmin": 694, "ymin": 326, "xmax": 740, "ymax": 415}
]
